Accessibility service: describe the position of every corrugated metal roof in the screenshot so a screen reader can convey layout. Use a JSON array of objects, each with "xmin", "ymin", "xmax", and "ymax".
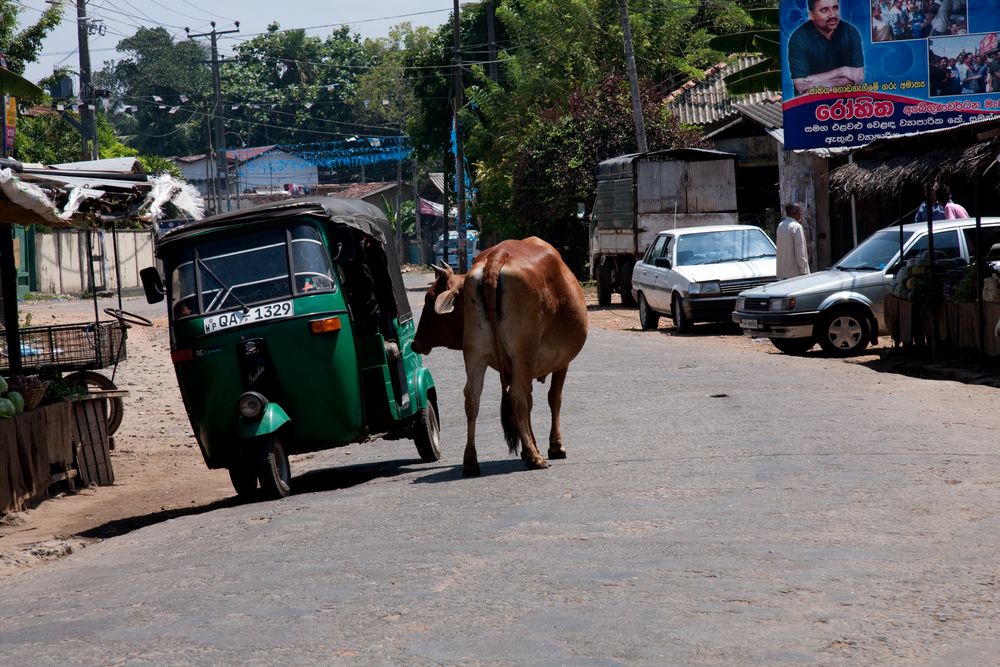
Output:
[
  {"xmin": 665, "ymin": 57, "xmax": 778, "ymax": 128},
  {"xmin": 596, "ymin": 148, "xmax": 737, "ymax": 177},
  {"xmin": 428, "ymin": 172, "xmax": 444, "ymax": 194},
  {"xmin": 732, "ymin": 101, "xmax": 783, "ymax": 130},
  {"xmin": 227, "ymin": 145, "xmax": 277, "ymax": 162},
  {"xmin": 52, "ymin": 157, "xmax": 143, "ymax": 172}
]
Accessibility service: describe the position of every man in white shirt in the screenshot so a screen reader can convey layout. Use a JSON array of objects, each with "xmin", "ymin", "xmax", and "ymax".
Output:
[{"xmin": 776, "ymin": 202, "xmax": 811, "ymax": 278}]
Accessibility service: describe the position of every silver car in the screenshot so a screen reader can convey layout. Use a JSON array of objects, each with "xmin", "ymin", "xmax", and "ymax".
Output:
[
  {"xmin": 733, "ymin": 217, "xmax": 1000, "ymax": 355},
  {"xmin": 630, "ymin": 225, "xmax": 778, "ymax": 332}
]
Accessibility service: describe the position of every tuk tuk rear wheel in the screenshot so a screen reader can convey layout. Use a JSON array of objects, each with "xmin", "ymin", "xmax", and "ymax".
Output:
[
  {"xmin": 413, "ymin": 401, "xmax": 442, "ymax": 463},
  {"xmin": 228, "ymin": 459, "xmax": 258, "ymax": 499},
  {"xmin": 255, "ymin": 437, "xmax": 291, "ymax": 500}
]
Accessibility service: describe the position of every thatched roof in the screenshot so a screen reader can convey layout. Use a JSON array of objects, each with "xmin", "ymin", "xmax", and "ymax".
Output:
[{"xmin": 829, "ymin": 119, "xmax": 1000, "ymax": 199}]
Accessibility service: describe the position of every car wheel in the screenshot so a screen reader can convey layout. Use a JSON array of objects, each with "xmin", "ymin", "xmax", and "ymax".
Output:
[
  {"xmin": 620, "ymin": 261, "xmax": 637, "ymax": 307},
  {"xmin": 672, "ymin": 294, "xmax": 693, "ymax": 333},
  {"xmin": 770, "ymin": 337, "xmax": 815, "ymax": 355},
  {"xmin": 818, "ymin": 307, "xmax": 870, "ymax": 356},
  {"xmin": 413, "ymin": 400, "xmax": 442, "ymax": 463},
  {"xmin": 255, "ymin": 437, "xmax": 291, "ymax": 500},
  {"xmin": 638, "ymin": 293, "xmax": 660, "ymax": 331},
  {"xmin": 596, "ymin": 263, "xmax": 612, "ymax": 306}
]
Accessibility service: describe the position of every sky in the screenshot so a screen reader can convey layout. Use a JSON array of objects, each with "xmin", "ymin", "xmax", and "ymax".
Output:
[{"xmin": 18, "ymin": 1, "xmax": 455, "ymax": 85}]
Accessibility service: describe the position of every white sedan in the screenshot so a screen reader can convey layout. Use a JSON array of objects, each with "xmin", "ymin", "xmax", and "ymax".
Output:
[{"xmin": 630, "ymin": 225, "xmax": 779, "ymax": 332}]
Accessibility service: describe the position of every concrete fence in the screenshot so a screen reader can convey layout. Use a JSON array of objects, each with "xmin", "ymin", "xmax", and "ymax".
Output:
[{"xmin": 32, "ymin": 229, "xmax": 154, "ymax": 295}]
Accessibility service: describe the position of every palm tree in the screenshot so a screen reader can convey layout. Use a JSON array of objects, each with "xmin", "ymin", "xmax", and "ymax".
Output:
[{"xmin": 708, "ymin": 7, "xmax": 780, "ymax": 95}]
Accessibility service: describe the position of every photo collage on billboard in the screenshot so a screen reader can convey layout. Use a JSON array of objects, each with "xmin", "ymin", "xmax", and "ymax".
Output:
[{"xmin": 780, "ymin": 0, "xmax": 1000, "ymax": 149}]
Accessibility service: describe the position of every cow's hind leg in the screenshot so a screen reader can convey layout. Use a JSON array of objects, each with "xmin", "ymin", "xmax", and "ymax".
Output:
[
  {"xmin": 511, "ymin": 371, "xmax": 547, "ymax": 470},
  {"xmin": 547, "ymin": 368, "xmax": 568, "ymax": 460},
  {"xmin": 462, "ymin": 357, "xmax": 488, "ymax": 477}
]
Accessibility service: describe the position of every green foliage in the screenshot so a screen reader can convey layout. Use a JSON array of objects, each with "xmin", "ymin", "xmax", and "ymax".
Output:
[
  {"xmin": 0, "ymin": 0, "xmax": 63, "ymax": 75},
  {"xmin": 709, "ymin": 5, "xmax": 781, "ymax": 96}
]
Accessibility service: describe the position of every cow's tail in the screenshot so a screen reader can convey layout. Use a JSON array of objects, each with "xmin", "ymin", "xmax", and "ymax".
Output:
[
  {"xmin": 500, "ymin": 388, "xmax": 519, "ymax": 455},
  {"xmin": 483, "ymin": 252, "xmax": 519, "ymax": 455}
]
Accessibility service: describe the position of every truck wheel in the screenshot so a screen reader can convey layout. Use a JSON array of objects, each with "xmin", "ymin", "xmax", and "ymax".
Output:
[
  {"xmin": 818, "ymin": 307, "xmax": 870, "ymax": 356},
  {"xmin": 672, "ymin": 294, "xmax": 693, "ymax": 333},
  {"xmin": 596, "ymin": 263, "xmax": 612, "ymax": 306},
  {"xmin": 620, "ymin": 261, "xmax": 637, "ymax": 307},
  {"xmin": 770, "ymin": 337, "xmax": 815, "ymax": 355},
  {"xmin": 413, "ymin": 401, "xmax": 442, "ymax": 462},
  {"xmin": 638, "ymin": 294, "xmax": 660, "ymax": 331},
  {"xmin": 228, "ymin": 457, "xmax": 258, "ymax": 499},
  {"xmin": 255, "ymin": 437, "xmax": 291, "ymax": 500}
]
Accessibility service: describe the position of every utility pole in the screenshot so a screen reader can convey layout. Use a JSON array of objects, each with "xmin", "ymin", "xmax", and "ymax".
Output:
[
  {"xmin": 452, "ymin": 0, "xmax": 468, "ymax": 272},
  {"xmin": 76, "ymin": 0, "xmax": 98, "ymax": 160},
  {"xmin": 188, "ymin": 21, "xmax": 240, "ymax": 214},
  {"xmin": 616, "ymin": 0, "xmax": 648, "ymax": 153},
  {"xmin": 486, "ymin": 0, "xmax": 498, "ymax": 83}
]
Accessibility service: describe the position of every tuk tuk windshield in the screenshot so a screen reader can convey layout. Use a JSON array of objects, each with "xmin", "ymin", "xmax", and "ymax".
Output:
[{"xmin": 170, "ymin": 221, "xmax": 336, "ymax": 318}]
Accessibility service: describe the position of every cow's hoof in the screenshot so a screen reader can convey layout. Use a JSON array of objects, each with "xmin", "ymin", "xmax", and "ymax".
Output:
[
  {"xmin": 525, "ymin": 458, "xmax": 549, "ymax": 470},
  {"xmin": 548, "ymin": 446, "xmax": 567, "ymax": 460},
  {"xmin": 463, "ymin": 464, "xmax": 481, "ymax": 477}
]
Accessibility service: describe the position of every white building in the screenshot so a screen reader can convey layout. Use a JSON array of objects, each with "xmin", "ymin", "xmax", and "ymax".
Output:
[{"xmin": 171, "ymin": 145, "xmax": 319, "ymax": 200}]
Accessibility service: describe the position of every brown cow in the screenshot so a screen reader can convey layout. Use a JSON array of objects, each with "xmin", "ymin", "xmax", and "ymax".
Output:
[{"xmin": 411, "ymin": 237, "xmax": 588, "ymax": 476}]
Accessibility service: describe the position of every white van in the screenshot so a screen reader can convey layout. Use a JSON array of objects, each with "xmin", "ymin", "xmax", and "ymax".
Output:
[{"xmin": 434, "ymin": 230, "xmax": 480, "ymax": 269}]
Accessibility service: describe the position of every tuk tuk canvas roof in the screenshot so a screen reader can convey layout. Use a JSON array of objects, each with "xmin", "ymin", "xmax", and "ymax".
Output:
[{"xmin": 156, "ymin": 197, "xmax": 412, "ymax": 323}]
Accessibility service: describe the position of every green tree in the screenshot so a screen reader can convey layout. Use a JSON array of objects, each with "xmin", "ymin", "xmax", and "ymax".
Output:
[
  {"xmin": 222, "ymin": 23, "xmax": 374, "ymax": 147},
  {"xmin": 0, "ymin": 0, "xmax": 63, "ymax": 76},
  {"xmin": 708, "ymin": 7, "xmax": 780, "ymax": 95},
  {"xmin": 95, "ymin": 27, "xmax": 211, "ymax": 157}
]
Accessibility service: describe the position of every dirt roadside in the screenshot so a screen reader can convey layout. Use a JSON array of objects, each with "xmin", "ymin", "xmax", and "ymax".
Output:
[{"xmin": 0, "ymin": 282, "xmax": 888, "ymax": 578}]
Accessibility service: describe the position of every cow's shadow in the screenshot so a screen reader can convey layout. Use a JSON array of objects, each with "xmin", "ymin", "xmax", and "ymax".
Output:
[{"xmin": 413, "ymin": 458, "xmax": 533, "ymax": 483}]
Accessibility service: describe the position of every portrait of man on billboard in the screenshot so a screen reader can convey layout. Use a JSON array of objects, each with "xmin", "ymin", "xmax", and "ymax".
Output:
[{"xmin": 787, "ymin": 0, "xmax": 866, "ymax": 95}]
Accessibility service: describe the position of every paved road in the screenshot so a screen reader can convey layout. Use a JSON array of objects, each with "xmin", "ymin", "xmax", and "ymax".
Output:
[{"xmin": 2, "ymin": 278, "xmax": 1000, "ymax": 664}]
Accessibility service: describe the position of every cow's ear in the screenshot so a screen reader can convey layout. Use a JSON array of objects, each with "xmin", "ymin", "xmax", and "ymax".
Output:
[{"xmin": 434, "ymin": 289, "xmax": 457, "ymax": 314}]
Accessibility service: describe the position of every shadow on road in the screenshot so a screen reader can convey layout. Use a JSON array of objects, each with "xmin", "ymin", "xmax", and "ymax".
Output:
[
  {"xmin": 79, "ymin": 497, "xmax": 242, "ymax": 540},
  {"xmin": 292, "ymin": 458, "xmax": 436, "ymax": 495},
  {"xmin": 412, "ymin": 458, "xmax": 532, "ymax": 483}
]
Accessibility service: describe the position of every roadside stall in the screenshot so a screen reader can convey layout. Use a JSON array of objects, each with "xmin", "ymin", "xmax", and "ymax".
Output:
[
  {"xmin": 830, "ymin": 118, "xmax": 1000, "ymax": 362},
  {"xmin": 0, "ymin": 157, "xmax": 202, "ymax": 514}
]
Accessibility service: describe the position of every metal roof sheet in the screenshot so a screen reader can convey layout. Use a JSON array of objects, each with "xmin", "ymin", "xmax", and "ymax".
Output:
[{"xmin": 665, "ymin": 57, "xmax": 778, "ymax": 128}]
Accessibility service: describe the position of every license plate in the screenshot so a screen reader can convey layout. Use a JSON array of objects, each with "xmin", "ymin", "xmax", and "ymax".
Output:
[
  {"xmin": 741, "ymin": 319, "xmax": 759, "ymax": 329},
  {"xmin": 203, "ymin": 300, "xmax": 293, "ymax": 334}
]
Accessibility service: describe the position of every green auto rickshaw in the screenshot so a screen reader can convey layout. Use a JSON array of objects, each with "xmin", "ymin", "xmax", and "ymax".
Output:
[{"xmin": 140, "ymin": 198, "xmax": 441, "ymax": 500}]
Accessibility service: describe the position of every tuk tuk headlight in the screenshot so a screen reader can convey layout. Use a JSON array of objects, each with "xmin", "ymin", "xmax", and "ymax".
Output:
[{"xmin": 238, "ymin": 391, "xmax": 268, "ymax": 419}]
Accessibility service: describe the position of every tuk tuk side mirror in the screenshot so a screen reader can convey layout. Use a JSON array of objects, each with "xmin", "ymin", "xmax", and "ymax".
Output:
[{"xmin": 140, "ymin": 266, "xmax": 166, "ymax": 304}]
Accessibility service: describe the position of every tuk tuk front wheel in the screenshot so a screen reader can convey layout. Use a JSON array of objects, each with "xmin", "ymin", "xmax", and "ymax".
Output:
[
  {"xmin": 413, "ymin": 401, "xmax": 442, "ymax": 463},
  {"xmin": 255, "ymin": 437, "xmax": 291, "ymax": 500},
  {"xmin": 228, "ymin": 458, "xmax": 258, "ymax": 499}
]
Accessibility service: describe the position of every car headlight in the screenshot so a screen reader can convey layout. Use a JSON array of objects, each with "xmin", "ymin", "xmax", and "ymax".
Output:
[
  {"xmin": 736, "ymin": 296, "xmax": 745, "ymax": 310},
  {"xmin": 238, "ymin": 391, "xmax": 268, "ymax": 419},
  {"xmin": 768, "ymin": 296, "xmax": 797, "ymax": 311},
  {"xmin": 688, "ymin": 281, "xmax": 721, "ymax": 296}
]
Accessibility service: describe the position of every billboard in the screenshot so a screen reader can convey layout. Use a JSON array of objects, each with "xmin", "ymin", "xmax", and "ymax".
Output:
[{"xmin": 781, "ymin": 0, "xmax": 1000, "ymax": 150}]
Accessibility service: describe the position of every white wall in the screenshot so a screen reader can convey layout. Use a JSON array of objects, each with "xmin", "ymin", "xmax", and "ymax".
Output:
[{"xmin": 33, "ymin": 229, "xmax": 154, "ymax": 295}]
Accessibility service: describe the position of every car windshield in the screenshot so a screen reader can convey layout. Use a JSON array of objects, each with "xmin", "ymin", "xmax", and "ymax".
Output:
[
  {"xmin": 674, "ymin": 228, "xmax": 775, "ymax": 266},
  {"xmin": 836, "ymin": 229, "xmax": 915, "ymax": 271},
  {"xmin": 168, "ymin": 221, "xmax": 336, "ymax": 318}
]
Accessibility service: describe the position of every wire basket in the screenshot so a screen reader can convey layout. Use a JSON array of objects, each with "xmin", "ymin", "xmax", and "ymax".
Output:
[{"xmin": 0, "ymin": 320, "xmax": 125, "ymax": 373}]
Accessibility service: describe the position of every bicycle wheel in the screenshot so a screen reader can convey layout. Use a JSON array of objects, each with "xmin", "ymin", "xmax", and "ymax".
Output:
[{"xmin": 64, "ymin": 370, "xmax": 124, "ymax": 436}]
